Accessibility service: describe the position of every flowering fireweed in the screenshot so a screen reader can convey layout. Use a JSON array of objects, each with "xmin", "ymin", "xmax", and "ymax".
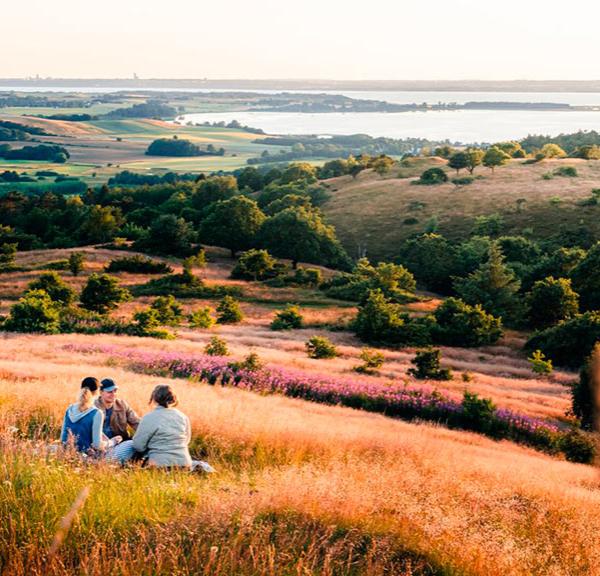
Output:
[{"xmin": 65, "ymin": 344, "xmax": 564, "ymax": 456}]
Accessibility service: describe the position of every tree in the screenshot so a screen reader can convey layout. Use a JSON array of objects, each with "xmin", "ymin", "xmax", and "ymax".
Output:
[
  {"xmin": 526, "ymin": 277, "xmax": 579, "ymax": 329},
  {"xmin": 454, "ymin": 244, "xmax": 521, "ymax": 323},
  {"xmin": 192, "ymin": 176, "xmax": 238, "ymax": 210},
  {"xmin": 433, "ymin": 297, "xmax": 502, "ymax": 347},
  {"xmin": 448, "ymin": 151, "xmax": 469, "ymax": 174},
  {"xmin": 370, "ymin": 155, "xmax": 395, "ymax": 176},
  {"xmin": 216, "ymin": 296, "xmax": 243, "ymax": 324},
  {"xmin": 80, "ymin": 273, "xmax": 131, "ymax": 314},
  {"xmin": 0, "ymin": 242, "xmax": 17, "ymax": 271},
  {"xmin": 27, "ymin": 272, "xmax": 75, "ymax": 305},
  {"xmin": 465, "ymin": 148, "xmax": 484, "ymax": 174},
  {"xmin": 408, "ymin": 348, "xmax": 452, "ymax": 380},
  {"xmin": 305, "ymin": 336, "xmax": 338, "ymax": 359},
  {"xmin": 271, "ymin": 305, "xmax": 304, "ymax": 330},
  {"xmin": 279, "ymin": 163, "xmax": 318, "ymax": 184},
  {"xmin": 78, "ymin": 205, "xmax": 124, "ymax": 244},
  {"xmin": 528, "ymin": 350, "xmax": 553, "ymax": 376},
  {"xmin": 3, "ymin": 289, "xmax": 60, "ymax": 334},
  {"xmin": 482, "ymin": 146, "xmax": 511, "ymax": 172},
  {"xmin": 353, "ymin": 289, "xmax": 405, "ymax": 343},
  {"xmin": 259, "ymin": 207, "xmax": 351, "ymax": 270},
  {"xmin": 540, "ymin": 143, "xmax": 566, "ymax": 159},
  {"xmin": 493, "ymin": 141, "xmax": 525, "ymax": 158},
  {"xmin": 150, "ymin": 295, "xmax": 183, "ymax": 326},
  {"xmin": 570, "ymin": 242, "xmax": 600, "ymax": 311},
  {"xmin": 68, "ymin": 252, "xmax": 85, "ymax": 276},
  {"xmin": 231, "ymin": 249, "xmax": 277, "ymax": 281},
  {"xmin": 236, "ymin": 167, "xmax": 264, "ymax": 192},
  {"xmin": 134, "ymin": 214, "xmax": 195, "ymax": 257},
  {"xmin": 200, "ymin": 196, "xmax": 266, "ymax": 258},
  {"xmin": 572, "ymin": 344, "xmax": 600, "ymax": 430},
  {"xmin": 204, "ymin": 336, "xmax": 229, "ymax": 356},
  {"xmin": 188, "ymin": 307, "xmax": 215, "ymax": 329},
  {"xmin": 418, "ymin": 167, "xmax": 448, "ymax": 184},
  {"xmin": 353, "ymin": 348, "xmax": 385, "ymax": 374}
]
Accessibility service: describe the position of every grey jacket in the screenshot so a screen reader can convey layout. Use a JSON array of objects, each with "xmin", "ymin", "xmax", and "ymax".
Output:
[{"xmin": 132, "ymin": 406, "xmax": 192, "ymax": 468}]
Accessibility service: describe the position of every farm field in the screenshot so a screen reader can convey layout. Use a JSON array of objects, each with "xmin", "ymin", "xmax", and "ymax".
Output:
[{"xmin": 0, "ymin": 246, "xmax": 598, "ymax": 576}]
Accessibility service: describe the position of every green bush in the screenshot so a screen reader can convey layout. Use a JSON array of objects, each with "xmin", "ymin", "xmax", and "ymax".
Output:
[
  {"xmin": 271, "ymin": 305, "xmax": 304, "ymax": 330},
  {"xmin": 451, "ymin": 176, "xmax": 475, "ymax": 186},
  {"xmin": 432, "ymin": 297, "xmax": 502, "ymax": 347},
  {"xmin": 528, "ymin": 350, "xmax": 553, "ymax": 376},
  {"xmin": 417, "ymin": 167, "xmax": 448, "ymax": 185},
  {"xmin": 460, "ymin": 391, "xmax": 496, "ymax": 434},
  {"xmin": 526, "ymin": 277, "xmax": 579, "ymax": 329},
  {"xmin": 291, "ymin": 267, "xmax": 322, "ymax": 287},
  {"xmin": 408, "ymin": 348, "xmax": 452, "ymax": 380},
  {"xmin": 231, "ymin": 249, "xmax": 279, "ymax": 281},
  {"xmin": 4, "ymin": 289, "xmax": 60, "ymax": 334},
  {"xmin": 228, "ymin": 352, "xmax": 264, "ymax": 373},
  {"xmin": 134, "ymin": 272, "xmax": 241, "ymax": 299},
  {"xmin": 353, "ymin": 348, "xmax": 385, "ymax": 374},
  {"xmin": 130, "ymin": 309, "xmax": 174, "ymax": 339},
  {"xmin": 80, "ymin": 273, "xmax": 131, "ymax": 314},
  {"xmin": 68, "ymin": 252, "xmax": 85, "ymax": 276},
  {"xmin": 553, "ymin": 166, "xmax": 578, "ymax": 177},
  {"xmin": 27, "ymin": 272, "xmax": 75, "ymax": 305},
  {"xmin": 305, "ymin": 336, "xmax": 338, "ymax": 359},
  {"xmin": 216, "ymin": 296, "xmax": 244, "ymax": 324},
  {"xmin": 188, "ymin": 307, "xmax": 215, "ymax": 329},
  {"xmin": 45, "ymin": 259, "xmax": 69, "ymax": 271},
  {"xmin": 204, "ymin": 336, "xmax": 229, "ymax": 356},
  {"xmin": 0, "ymin": 242, "xmax": 17, "ymax": 272},
  {"xmin": 105, "ymin": 255, "xmax": 172, "ymax": 274},
  {"xmin": 571, "ymin": 344, "xmax": 600, "ymax": 430},
  {"xmin": 558, "ymin": 429, "xmax": 596, "ymax": 463},
  {"xmin": 150, "ymin": 295, "xmax": 183, "ymax": 326}
]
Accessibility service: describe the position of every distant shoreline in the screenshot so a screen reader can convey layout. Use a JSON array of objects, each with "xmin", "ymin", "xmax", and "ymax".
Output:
[{"xmin": 4, "ymin": 78, "xmax": 600, "ymax": 92}]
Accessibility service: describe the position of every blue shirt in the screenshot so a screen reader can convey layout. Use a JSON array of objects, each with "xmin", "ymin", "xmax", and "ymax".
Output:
[{"xmin": 103, "ymin": 407, "xmax": 114, "ymax": 438}]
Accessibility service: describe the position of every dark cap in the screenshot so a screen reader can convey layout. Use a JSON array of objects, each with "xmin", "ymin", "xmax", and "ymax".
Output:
[
  {"xmin": 100, "ymin": 378, "xmax": 118, "ymax": 392},
  {"xmin": 81, "ymin": 377, "xmax": 99, "ymax": 392}
]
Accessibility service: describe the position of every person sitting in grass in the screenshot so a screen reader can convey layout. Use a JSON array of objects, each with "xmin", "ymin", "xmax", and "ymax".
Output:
[
  {"xmin": 95, "ymin": 378, "xmax": 140, "ymax": 442},
  {"xmin": 132, "ymin": 384, "xmax": 214, "ymax": 473}
]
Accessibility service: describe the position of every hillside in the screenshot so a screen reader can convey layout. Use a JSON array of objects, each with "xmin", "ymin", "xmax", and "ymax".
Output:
[
  {"xmin": 2, "ymin": 247, "xmax": 597, "ymax": 575},
  {"xmin": 323, "ymin": 158, "xmax": 600, "ymax": 261}
]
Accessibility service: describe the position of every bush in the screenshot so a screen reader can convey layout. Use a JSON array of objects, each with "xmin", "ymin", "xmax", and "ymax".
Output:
[
  {"xmin": 130, "ymin": 309, "xmax": 174, "ymax": 339},
  {"xmin": 135, "ymin": 272, "xmax": 241, "ymax": 299},
  {"xmin": 216, "ymin": 296, "xmax": 243, "ymax": 324},
  {"xmin": 68, "ymin": 252, "xmax": 85, "ymax": 276},
  {"xmin": 150, "ymin": 295, "xmax": 183, "ymax": 326},
  {"xmin": 432, "ymin": 297, "xmax": 502, "ymax": 347},
  {"xmin": 4, "ymin": 289, "xmax": 60, "ymax": 334},
  {"xmin": 558, "ymin": 429, "xmax": 596, "ymax": 463},
  {"xmin": 188, "ymin": 307, "xmax": 215, "ymax": 329},
  {"xmin": 417, "ymin": 167, "xmax": 448, "ymax": 185},
  {"xmin": 80, "ymin": 273, "xmax": 131, "ymax": 314},
  {"xmin": 228, "ymin": 352, "xmax": 264, "ymax": 373},
  {"xmin": 553, "ymin": 166, "xmax": 578, "ymax": 177},
  {"xmin": 305, "ymin": 336, "xmax": 338, "ymax": 359},
  {"xmin": 452, "ymin": 176, "xmax": 475, "ymax": 186},
  {"xmin": 460, "ymin": 391, "xmax": 496, "ymax": 434},
  {"xmin": 45, "ymin": 259, "xmax": 69, "ymax": 271},
  {"xmin": 105, "ymin": 255, "xmax": 173, "ymax": 274},
  {"xmin": 231, "ymin": 249, "xmax": 278, "ymax": 281},
  {"xmin": 528, "ymin": 350, "xmax": 553, "ymax": 376},
  {"xmin": 0, "ymin": 242, "xmax": 17, "ymax": 272},
  {"xmin": 572, "ymin": 344, "xmax": 600, "ymax": 430},
  {"xmin": 27, "ymin": 272, "xmax": 75, "ymax": 305},
  {"xmin": 291, "ymin": 267, "xmax": 322, "ymax": 287},
  {"xmin": 408, "ymin": 348, "xmax": 452, "ymax": 380},
  {"xmin": 353, "ymin": 348, "xmax": 385, "ymax": 374},
  {"xmin": 204, "ymin": 336, "xmax": 229, "ymax": 356},
  {"xmin": 526, "ymin": 277, "xmax": 579, "ymax": 329},
  {"xmin": 271, "ymin": 305, "xmax": 304, "ymax": 330}
]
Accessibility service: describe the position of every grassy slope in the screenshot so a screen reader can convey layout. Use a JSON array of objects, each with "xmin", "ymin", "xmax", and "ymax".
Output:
[{"xmin": 322, "ymin": 158, "xmax": 600, "ymax": 261}]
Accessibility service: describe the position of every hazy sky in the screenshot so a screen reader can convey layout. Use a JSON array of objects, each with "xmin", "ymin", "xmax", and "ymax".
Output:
[{"xmin": 2, "ymin": 0, "xmax": 599, "ymax": 80}]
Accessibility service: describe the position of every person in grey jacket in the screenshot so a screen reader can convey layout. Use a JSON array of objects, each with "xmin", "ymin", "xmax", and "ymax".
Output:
[{"xmin": 132, "ymin": 384, "xmax": 193, "ymax": 468}]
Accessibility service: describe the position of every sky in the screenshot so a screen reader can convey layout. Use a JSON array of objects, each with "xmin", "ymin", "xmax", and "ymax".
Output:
[{"xmin": 2, "ymin": 0, "xmax": 599, "ymax": 80}]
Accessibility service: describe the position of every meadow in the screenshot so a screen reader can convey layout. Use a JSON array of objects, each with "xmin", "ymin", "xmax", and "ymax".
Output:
[{"xmin": 1, "ymin": 247, "xmax": 596, "ymax": 575}]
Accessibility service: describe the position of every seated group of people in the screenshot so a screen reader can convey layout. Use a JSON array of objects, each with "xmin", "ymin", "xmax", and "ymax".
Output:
[{"xmin": 60, "ymin": 376, "xmax": 213, "ymax": 473}]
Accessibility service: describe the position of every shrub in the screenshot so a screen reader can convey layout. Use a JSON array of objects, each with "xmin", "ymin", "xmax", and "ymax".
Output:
[
  {"xmin": 408, "ymin": 348, "xmax": 452, "ymax": 380},
  {"xmin": 540, "ymin": 143, "xmax": 566, "ymax": 158},
  {"xmin": 353, "ymin": 348, "xmax": 385, "ymax": 374},
  {"xmin": 558, "ymin": 429, "xmax": 596, "ymax": 463},
  {"xmin": 306, "ymin": 336, "xmax": 338, "ymax": 359},
  {"xmin": 80, "ymin": 273, "xmax": 131, "ymax": 314},
  {"xmin": 460, "ymin": 391, "xmax": 496, "ymax": 434},
  {"xmin": 188, "ymin": 307, "xmax": 215, "ymax": 329},
  {"xmin": 292, "ymin": 267, "xmax": 322, "ymax": 286},
  {"xmin": 451, "ymin": 176, "xmax": 474, "ymax": 186},
  {"xmin": 432, "ymin": 297, "xmax": 502, "ymax": 347},
  {"xmin": 271, "ymin": 305, "xmax": 304, "ymax": 330},
  {"xmin": 105, "ymin": 255, "xmax": 172, "ymax": 274},
  {"xmin": 45, "ymin": 259, "xmax": 69, "ymax": 271},
  {"xmin": 204, "ymin": 336, "xmax": 229, "ymax": 356},
  {"xmin": 526, "ymin": 277, "xmax": 579, "ymax": 329},
  {"xmin": 229, "ymin": 352, "xmax": 264, "ymax": 373},
  {"xmin": 150, "ymin": 295, "xmax": 183, "ymax": 326},
  {"xmin": 68, "ymin": 252, "xmax": 85, "ymax": 276},
  {"xmin": 4, "ymin": 289, "xmax": 60, "ymax": 334},
  {"xmin": 528, "ymin": 350, "xmax": 553, "ymax": 376},
  {"xmin": 216, "ymin": 296, "xmax": 243, "ymax": 324},
  {"xmin": 572, "ymin": 344, "xmax": 600, "ymax": 430},
  {"xmin": 417, "ymin": 167, "xmax": 448, "ymax": 185},
  {"xmin": 525, "ymin": 312, "xmax": 600, "ymax": 368},
  {"xmin": 135, "ymin": 272, "xmax": 241, "ymax": 299},
  {"xmin": 0, "ymin": 243, "xmax": 17, "ymax": 272},
  {"xmin": 231, "ymin": 249, "xmax": 278, "ymax": 281},
  {"xmin": 130, "ymin": 309, "xmax": 173, "ymax": 339},
  {"xmin": 553, "ymin": 166, "xmax": 578, "ymax": 177},
  {"xmin": 27, "ymin": 272, "xmax": 75, "ymax": 305}
]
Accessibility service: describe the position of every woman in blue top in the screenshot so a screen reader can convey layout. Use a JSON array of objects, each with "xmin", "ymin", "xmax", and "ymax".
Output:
[{"xmin": 61, "ymin": 377, "xmax": 114, "ymax": 454}]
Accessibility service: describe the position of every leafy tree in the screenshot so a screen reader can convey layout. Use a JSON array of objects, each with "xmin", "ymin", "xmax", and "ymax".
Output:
[
  {"xmin": 188, "ymin": 306, "xmax": 215, "ymax": 329},
  {"xmin": 78, "ymin": 205, "xmax": 124, "ymax": 244},
  {"xmin": 433, "ymin": 297, "xmax": 502, "ymax": 347},
  {"xmin": 570, "ymin": 242, "xmax": 600, "ymax": 311},
  {"xmin": 0, "ymin": 242, "xmax": 17, "ymax": 271},
  {"xmin": 216, "ymin": 295, "xmax": 243, "ymax": 324},
  {"xmin": 370, "ymin": 155, "xmax": 395, "ymax": 176},
  {"xmin": 200, "ymin": 196, "xmax": 266, "ymax": 258},
  {"xmin": 134, "ymin": 214, "xmax": 195, "ymax": 257},
  {"xmin": 454, "ymin": 244, "xmax": 521, "ymax": 322},
  {"xmin": 68, "ymin": 252, "xmax": 85, "ymax": 276},
  {"xmin": 305, "ymin": 336, "xmax": 338, "ymax": 359},
  {"xmin": 231, "ymin": 249, "xmax": 278, "ymax": 281},
  {"xmin": 191, "ymin": 176, "xmax": 238, "ymax": 210},
  {"xmin": 497, "ymin": 236, "xmax": 541, "ymax": 266},
  {"xmin": 150, "ymin": 295, "xmax": 183, "ymax": 326},
  {"xmin": 271, "ymin": 305, "xmax": 303, "ymax": 330},
  {"xmin": 540, "ymin": 143, "xmax": 566, "ymax": 158},
  {"xmin": 27, "ymin": 271, "xmax": 75, "ymax": 305},
  {"xmin": 130, "ymin": 309, "xmax": 172, "ymax": 339},
  {"xmin": 418, "ymin": 167, "xmax": 448, "ymax": 184},
  {"xmin": 571, "ymin": 144, "xmax": 600, "ymax": 160},
  {"xmin": 482, "ymin": 146, "xmax": 511, "ymax": 172},
  {"xmin": 279, "ymin": 163, "xmax": 318, "ymax": 184},
  {"xmin": 204, "ymin": 336, "xmax": 229, "ymax": 356},
  {"xmin": 408, "ymin": 348, "xmax": 452, "ymax": 380},
  {"xmin": 80, "ymin": 273, "xmax": 131, "ymax": 314},
  {"xmin": 3, "ymin": 289, "xmax": 60, "ymax": 334},
  {"xmin": 259, "ymin": 207, "xmax": 351, "ymax": 270},
  {"xmin": 353, "ymin": 348, "xmax": 385, "ymax": 374},
  {"xmin": 434, "ymin": 145, "xmax": 456, "ymax": 158},
  {"xmin": 465, "ymin": 148, "xmax": 485, "ymax": 174},
  {"xmin": 493, "ymin": 141, "xmax": 525, "ymax": 158},
  {"xmin": 236, "ymin": 167, "xmax": 264, "ymax": 192},
  {"xmin": 526, "ymin": 277, "xmax": 579, "ymax": 329},
  {"xmin": 448, "ymin": 151, "xmax": 469, "ymax": 174}
]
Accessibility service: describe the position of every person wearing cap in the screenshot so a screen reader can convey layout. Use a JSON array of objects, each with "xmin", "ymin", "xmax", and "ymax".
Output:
[{"xmin": 95, "ymin": 378, "xmax": 141, "ymax": 442}]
